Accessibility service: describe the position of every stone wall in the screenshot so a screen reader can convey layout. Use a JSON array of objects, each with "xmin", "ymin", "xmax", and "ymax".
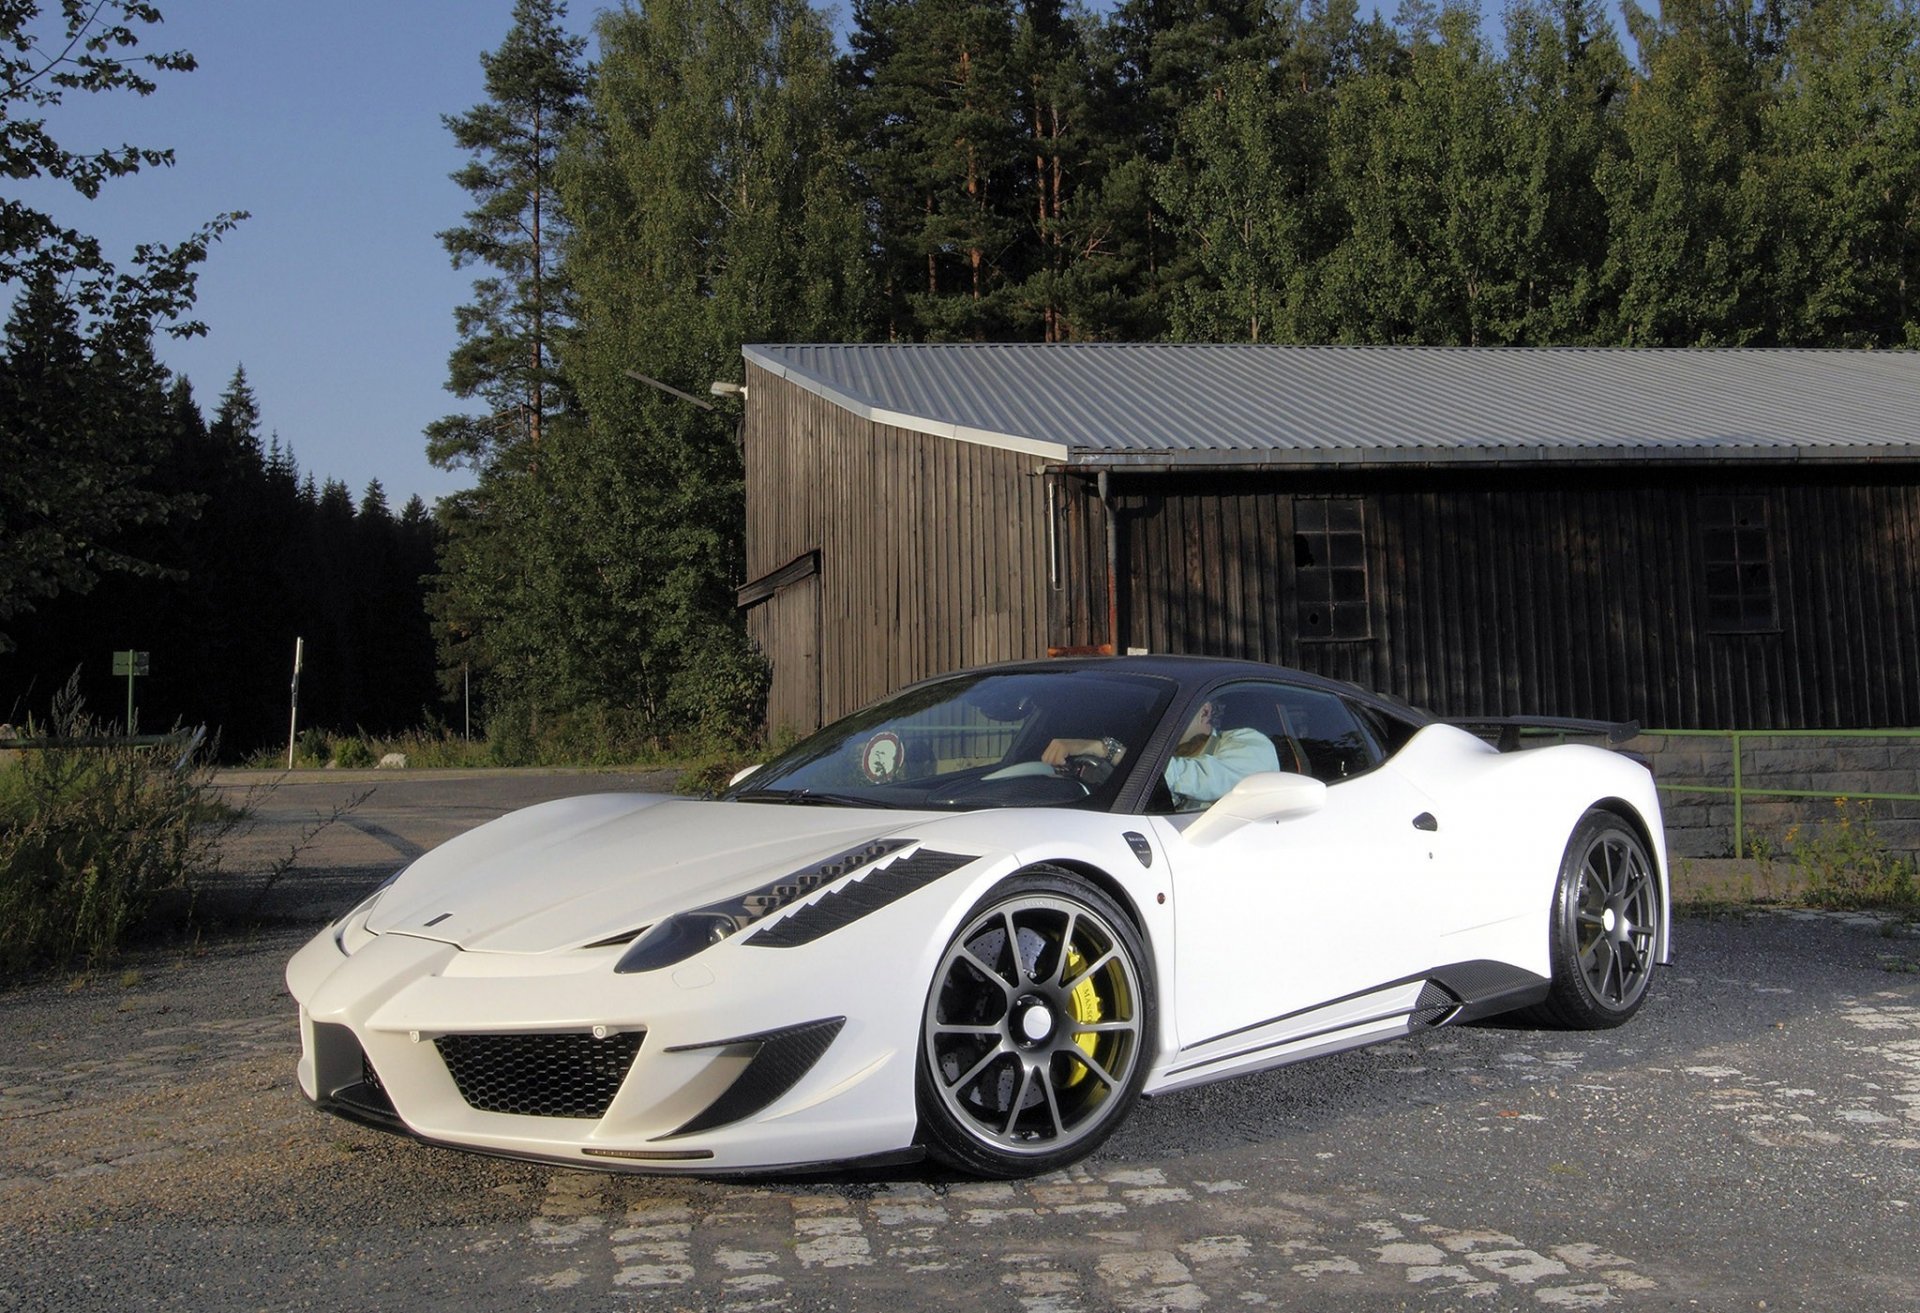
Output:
[{"xmin": 1623, "ymin": 732, "xmax": 1920, "ymax": 861}]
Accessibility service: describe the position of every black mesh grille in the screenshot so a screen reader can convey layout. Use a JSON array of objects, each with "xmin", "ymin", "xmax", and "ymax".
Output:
[
  {"xmin": 434, "ymin": 1031, "xmax": 644, "ymax": 1118},
  {"xmin": 361, "ymin": 1052, "xmax": 386, "ymax": 1095}
]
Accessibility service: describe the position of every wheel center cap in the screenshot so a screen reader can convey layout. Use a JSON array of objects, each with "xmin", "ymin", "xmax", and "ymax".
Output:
[
  {"xmin": 1602, "ymin": 907, "xmax": 1618, "ymax": 934},
  {"xmin": 1019, "ymin": 1002, "xmax": 1054, "ymax": 1042}
]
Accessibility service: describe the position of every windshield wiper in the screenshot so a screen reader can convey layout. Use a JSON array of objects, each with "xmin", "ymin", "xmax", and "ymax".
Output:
[{"xmin": 735, "ymin": 787, "xmax": 890, "ymax": 808}]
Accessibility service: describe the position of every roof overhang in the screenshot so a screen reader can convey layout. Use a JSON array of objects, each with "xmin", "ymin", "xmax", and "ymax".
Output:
[
  {"xmin": 744, "ymin": 346, "xmax": 1069, "ymax": 461},
  {"xmin": 1054, "ymin": 444, "xmax": 1920, "ymax": 473},
  {"xmin": 744, "ymin": 344, "xmax": 1920, "ymax": 472}
]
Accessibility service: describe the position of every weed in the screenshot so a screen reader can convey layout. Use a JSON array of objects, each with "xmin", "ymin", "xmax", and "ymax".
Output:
[
  {"xmin": 118, "ymin": 969, "xmax": 141, "ymax": 988},
  {"xmin": 1775, "ymin": 798, "xmax": 1920, "ymax": 913},
  {"xmin": 0, "ymin": 676, "xmax": 245, "ymax": 974}
]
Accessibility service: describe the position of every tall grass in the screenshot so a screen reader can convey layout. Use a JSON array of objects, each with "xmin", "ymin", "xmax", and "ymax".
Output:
[{"xmin": 0, "ymin": 681, "xmax": 238, "ymax": 974}]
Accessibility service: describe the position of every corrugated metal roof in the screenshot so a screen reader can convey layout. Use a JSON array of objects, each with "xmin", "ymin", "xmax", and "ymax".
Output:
[{"xmin": 742, "ymin": 343, "xmax": 1920, "ymax": 468}]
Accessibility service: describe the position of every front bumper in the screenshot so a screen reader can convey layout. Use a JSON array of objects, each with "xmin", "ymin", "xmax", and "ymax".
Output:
[{"xmin": 286, "ymin": 924, "xmax": 925, "ymax": 1173}]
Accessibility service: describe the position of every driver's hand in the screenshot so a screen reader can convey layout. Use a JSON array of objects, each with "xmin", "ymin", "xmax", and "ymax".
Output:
[{"xmin": 1042, "ymin": 737, "xmax": 1101, "ymax": 767}]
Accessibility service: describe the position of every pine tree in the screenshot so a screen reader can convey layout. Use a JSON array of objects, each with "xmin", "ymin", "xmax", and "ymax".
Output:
[
  {"xmin": 850, "ymin": 0, "xmax": 1027, "ymax": 339},
  {"xmin": 208, "ymin": 366, "xmax": 264, "ymax": 468},
  {"xmin": 427, "ymin": 0, "xmax": 587, "ymax": 470},
  {"xmin": 0, "ymin": 2, "xmax": 237, "ymax": 650},
  {"xmin": 0, "ymin": 275, "xmax": 184, "ymax": 649}
]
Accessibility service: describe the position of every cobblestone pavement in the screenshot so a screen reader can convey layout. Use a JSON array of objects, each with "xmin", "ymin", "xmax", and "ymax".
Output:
[{"xmin": 0, "ymin": 774, "xmax": 1916, "ymax": 1311}]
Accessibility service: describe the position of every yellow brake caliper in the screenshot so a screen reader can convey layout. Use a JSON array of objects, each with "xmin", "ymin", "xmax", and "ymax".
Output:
[{"xmin": 1063, "ymin": 945, "xmax": 1102, "ymax": 1085}]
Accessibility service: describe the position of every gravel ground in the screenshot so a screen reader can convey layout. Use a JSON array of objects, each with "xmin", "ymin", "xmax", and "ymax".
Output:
[{"xmin": 1, "ymin": 773, "xmax": 1916, "ymax": 1311}]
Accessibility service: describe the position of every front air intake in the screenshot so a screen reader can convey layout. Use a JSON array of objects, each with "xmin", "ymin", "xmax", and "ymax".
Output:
[{"xmin": 434, "ymin": 1031, "xmax": 644, "ymax": 1118}]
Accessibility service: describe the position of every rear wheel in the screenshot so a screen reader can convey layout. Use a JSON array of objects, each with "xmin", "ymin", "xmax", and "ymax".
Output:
[
  {"xmin": 1531, "ymin": 810, "xmax": 1661, "ymax": 1028},
  {"xmin": 917, "ymin": 870, "xmax": 1152, "ymax": 1177}
]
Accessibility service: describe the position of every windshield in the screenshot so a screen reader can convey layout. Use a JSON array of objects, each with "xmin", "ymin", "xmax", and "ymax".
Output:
[{"xmin": 728, "ymin": 669, "xmax": 1175, "ymax": 811}]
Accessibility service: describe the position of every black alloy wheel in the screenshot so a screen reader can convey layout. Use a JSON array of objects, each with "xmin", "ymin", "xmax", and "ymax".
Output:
[{"xmin": 1531, "ymin": 809, "xmax": 1662, "ymax": 1029}]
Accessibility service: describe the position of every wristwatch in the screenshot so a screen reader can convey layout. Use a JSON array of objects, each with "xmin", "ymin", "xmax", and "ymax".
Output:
[{"xmin": 1102, "ymin": 736, "xmax": 1124, "ymax": 762}]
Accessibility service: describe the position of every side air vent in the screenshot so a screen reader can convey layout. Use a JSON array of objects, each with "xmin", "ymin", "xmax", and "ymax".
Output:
[
  {"xmin": 1409, "ymin": 980, "xmax": 1461, "ymax": 1028},
  {"xmin": 744, "ymin": 849, "xmax": 974, "ymax": 947},
  {"xmin": 435, "ymin": 1031, "xmax": 644, "ymax": 1118},
  {"xmin": 660, "ymin": 1017, "xmax": 846, "ymax": 1139},
  {"xmin": 311, "ymin": 1022, "xmax": 399, "ymax": 1123}
]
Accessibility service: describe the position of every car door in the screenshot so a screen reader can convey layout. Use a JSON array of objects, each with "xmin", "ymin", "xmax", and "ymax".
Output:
[{"xmin": 1153, "ymin": 682, "xmax": 1451, "ymax": 1063}]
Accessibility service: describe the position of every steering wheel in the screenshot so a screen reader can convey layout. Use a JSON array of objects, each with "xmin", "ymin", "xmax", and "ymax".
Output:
[{"xmin": 1058, "ymin": 752, "xmax": 1113, "ymax": 790}]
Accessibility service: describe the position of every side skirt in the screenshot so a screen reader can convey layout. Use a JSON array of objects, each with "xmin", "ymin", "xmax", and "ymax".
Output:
[{"xmin": 1145, "ymin": 960, "xmax": 1548, "ymax": 1099}]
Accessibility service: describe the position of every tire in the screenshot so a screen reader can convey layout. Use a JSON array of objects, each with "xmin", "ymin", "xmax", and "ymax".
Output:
[
  {"xmin": 917, "ymin": 869, "xmax": 1154, "ymax": 1178},
  {"xmin": 1529, "ymin": 810, "xmax": 1661, "ymax": 1029}
]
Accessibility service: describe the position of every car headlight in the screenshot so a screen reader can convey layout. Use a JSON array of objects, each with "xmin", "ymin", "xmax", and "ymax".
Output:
[{"xmin": 614, "ymin": 840, "xmax": 915, "ymax": 974}]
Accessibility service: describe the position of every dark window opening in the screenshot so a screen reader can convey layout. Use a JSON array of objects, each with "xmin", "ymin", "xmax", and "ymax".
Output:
[
  {"xmin": 1294, "ymin": 498, "xmax": 1370, "ymax": 641},
  {"xmin": 1699, "ymin": 494, "xmax": 1777, "ymax": 632}
]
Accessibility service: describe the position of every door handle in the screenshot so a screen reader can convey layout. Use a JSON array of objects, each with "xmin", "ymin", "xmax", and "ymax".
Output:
[{"xmin": 1412, "ymin": 812, "xmax": 1438, "ymax": 832}]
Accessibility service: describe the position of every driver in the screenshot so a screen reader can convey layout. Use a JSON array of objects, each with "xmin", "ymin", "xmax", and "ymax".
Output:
[{"xmin": 1041, "ymin": 697, "xmax": 1279, "ymax": 806}]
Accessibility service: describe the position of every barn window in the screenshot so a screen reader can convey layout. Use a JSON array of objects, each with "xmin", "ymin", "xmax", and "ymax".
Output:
[
  {"xmin": 1293, "ymin": 498, "xmax": 1370, "ymax": 641},
  {"xmin": 1699, "ymin": 494, "xmax": 1778, "ymax": 632}
]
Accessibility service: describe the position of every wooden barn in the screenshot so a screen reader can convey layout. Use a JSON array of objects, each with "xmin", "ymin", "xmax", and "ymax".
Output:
[{"xmin": 735, "ymin": 344, "xmax": 1920, "ymax": 737}]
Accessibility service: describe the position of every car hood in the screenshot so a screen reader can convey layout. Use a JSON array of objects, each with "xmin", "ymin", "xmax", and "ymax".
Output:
[{"xmin": 365, "ymin": 793, "xmax": 953, "ymax": 954}]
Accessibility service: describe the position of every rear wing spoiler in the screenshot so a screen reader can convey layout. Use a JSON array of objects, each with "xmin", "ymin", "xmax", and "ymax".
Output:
[{"xmin": 1444, "ymin": 716, "xmax": 1640, "ymax": 753}]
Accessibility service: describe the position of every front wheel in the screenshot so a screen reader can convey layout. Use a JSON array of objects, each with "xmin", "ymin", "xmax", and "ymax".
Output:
[
  {"xmin": 1530, "ymin": 810, "xmax": 1661, "ymax": 1029},
  {"xmin": 917, "ymin": 870, "xmax": 1153, "ymax": 1177}
]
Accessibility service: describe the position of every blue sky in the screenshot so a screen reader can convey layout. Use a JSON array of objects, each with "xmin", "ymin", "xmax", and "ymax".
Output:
[{"xmin": 14, "ymin": 0, "xmax": 600, "ymax": 507}]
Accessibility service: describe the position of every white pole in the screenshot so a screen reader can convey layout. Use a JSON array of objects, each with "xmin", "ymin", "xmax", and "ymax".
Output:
[
  {"xmin": 463, "ymin": 662, "xmax": 471, "ymax": 742},
  {"xmin": 286, "ymin": 636, "xmax": 305, "ymax": 769}
]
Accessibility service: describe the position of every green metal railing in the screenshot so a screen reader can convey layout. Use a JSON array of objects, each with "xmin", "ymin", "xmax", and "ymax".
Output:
[{"xmin": 1639, "ymin": 728, "xmax": 1920, "ymax": 858}]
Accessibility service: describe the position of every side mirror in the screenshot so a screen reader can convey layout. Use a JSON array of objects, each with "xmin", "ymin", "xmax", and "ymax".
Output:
[
  {"xmin": 727, "ymin": 764, "xmax": 763, "ymax": 788},
  {"xmin": 1180, "ymin": 771, "xmax": 1327, "ymax": 846}
]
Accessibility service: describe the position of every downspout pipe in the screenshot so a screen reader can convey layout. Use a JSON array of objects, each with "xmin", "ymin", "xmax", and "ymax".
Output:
[{"xmin": 1099, "ymin": 470, "xmax": 1120, "ymax": 655}]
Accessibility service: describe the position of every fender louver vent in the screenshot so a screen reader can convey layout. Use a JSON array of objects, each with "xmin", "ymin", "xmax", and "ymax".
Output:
[{"xmin": 744, "ymin": 849, "xmax": 974, "ymax": 948}]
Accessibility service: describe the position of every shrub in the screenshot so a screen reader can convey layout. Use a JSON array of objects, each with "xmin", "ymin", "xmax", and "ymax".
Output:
[
  {"xmin": 0, "ymin": 681, "xmax": 238, "ymax": 974},
  {"xmin": 330, "ymin": 735, "xmax": 377, "ymax": 769},
  {"xmin": 1779, "ymin": 799, "xmax": 1920, "ymax": 911}
]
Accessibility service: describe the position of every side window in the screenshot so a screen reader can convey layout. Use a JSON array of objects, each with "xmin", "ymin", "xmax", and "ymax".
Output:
[
  {"xmin": 1350, "ymin": 700, "xmax": 1420, "ymax": 757},
  {"xmin": 1210, "ymin": 682, "xmax": 1383, "ymax": 785},
  {"xmin": 1273, "ymin": 685, "xmax": 1382, "ymax": 783}
]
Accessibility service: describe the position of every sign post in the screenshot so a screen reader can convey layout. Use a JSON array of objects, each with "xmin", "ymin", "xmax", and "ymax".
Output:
[
  {"xmin": 110, "ymin": 650, "xmax": 150, "ymax": 731},
  {"xmin": 286, "ymin": 636, "xmax": 305, "ymax": 769}
]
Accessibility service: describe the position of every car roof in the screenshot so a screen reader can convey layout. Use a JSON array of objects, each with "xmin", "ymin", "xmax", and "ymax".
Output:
[{"xmin": 906, "ymin": 654, "xmax": 1437, "ymax": 725}]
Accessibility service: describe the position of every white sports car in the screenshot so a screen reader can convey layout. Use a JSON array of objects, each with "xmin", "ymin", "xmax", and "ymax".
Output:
[{"xmin": 287, "ymin": 656, "xmax": 1668, "ymax": 1179}]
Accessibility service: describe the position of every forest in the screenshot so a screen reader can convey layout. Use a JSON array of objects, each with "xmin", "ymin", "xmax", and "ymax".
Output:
[{"xmin": 4, "ymin": 0, "xmax": 1918, "ymax": 760}]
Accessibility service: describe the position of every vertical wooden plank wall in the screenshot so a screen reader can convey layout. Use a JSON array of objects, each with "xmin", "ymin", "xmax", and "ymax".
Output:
[
  {"xmin": 742, "ymin": 365, "xmax": 1054, "ymax": 727},
  {"xmin": 745, "ymin": 363, "xmax": 1920, "ymax": 731},
  {"xmin": 1076, "ymin": 467, "xmax": 1920, "ymax": 730}
]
